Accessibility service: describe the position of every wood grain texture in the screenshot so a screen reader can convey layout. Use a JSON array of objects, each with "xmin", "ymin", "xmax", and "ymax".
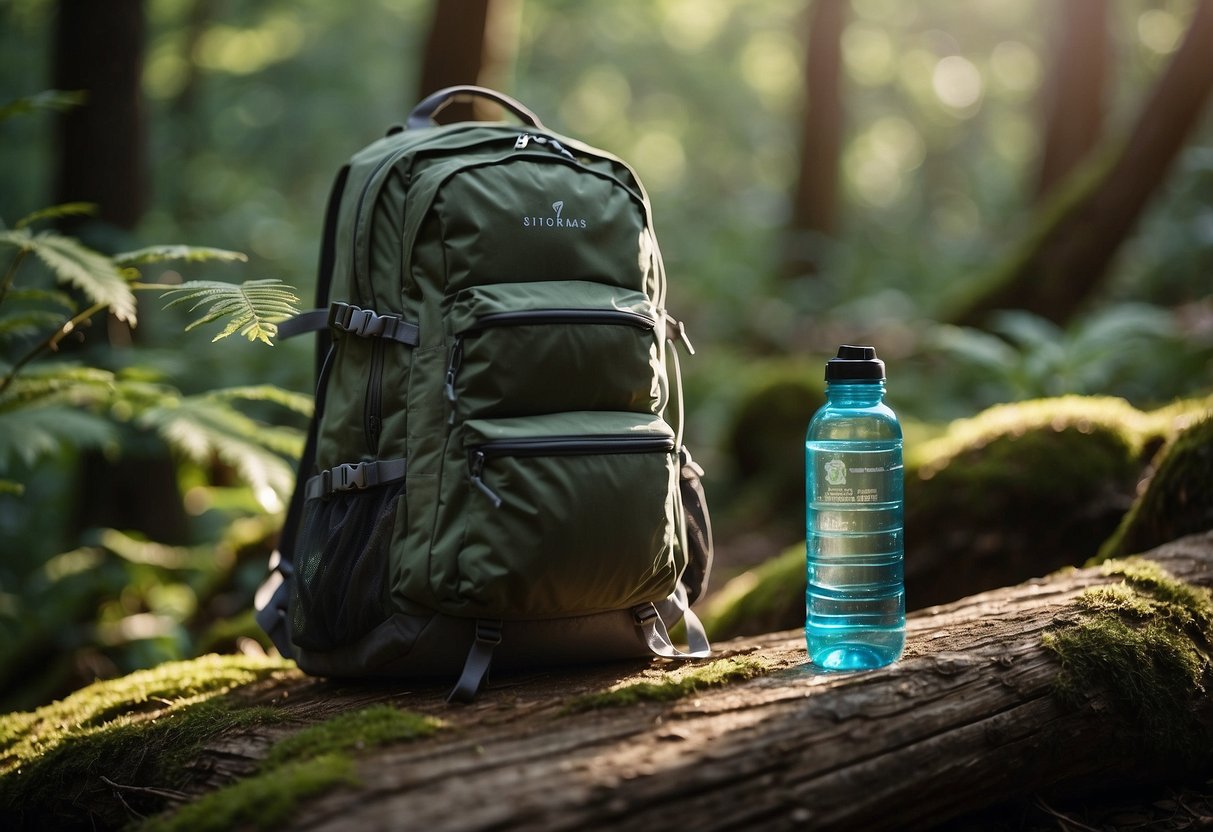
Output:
[{"xmin": 174, "ymin": 531, "xmax": 1213, "ymax": 832}]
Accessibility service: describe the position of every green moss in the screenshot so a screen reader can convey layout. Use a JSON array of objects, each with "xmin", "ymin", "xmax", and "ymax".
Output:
[
  {"xmin": 139, "ymin": 754, "xmax": 357, "ymax": 832},
  {"xmin": 1041, "ymin": 558, "xmax": 1213, "ymax": 762},
  {"xmin": 1096, "ymin": 415, "xmax": 1213, "ymax": 561},
  {"xmin": 138, "ymin": 704, "xmax": 443, "ymax": 832},
  {"xmin": 263, "ymin": 704, "xmax": 441, "ymax": 769},
  {"xmin": 0, "ymin": 654, "xmax": 295, "ymax": 776},
  {"xmin": 563, "ymin": 657, "xmax": 769, "ymax": 713},
  {"xmin": 909, "ymin": 395, "xmax": 1146, "ymax": 497},
  {"xmin": 0, "ymin": 654, "xmax": 297, "ymax": 827},
  {"xmin": 701, "ymin": 544, "xmax": 803, "ymax": 641}
]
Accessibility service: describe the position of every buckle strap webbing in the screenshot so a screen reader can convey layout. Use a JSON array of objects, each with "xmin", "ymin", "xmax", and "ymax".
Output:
[
  {"xmin": 633, "ymin": 584, "xmax": 711, "ymax": 660},
  {"xmin": 304, "ymin": 457, "xmax": 407, "ymax": 501},
  {"xmin": 329, "ymin": 302, "xmax": 419, "ymax": 345},
  {"xmin": 277, "ymin": 303, "xmax": 420, "ymax": 346},
  {"xmin": 447, "ymin": 619, "xmax": 502, "ymax": 704},
  {"xmin": 276, "ymin": 309, "xmax": 329, "ymax": 341}
]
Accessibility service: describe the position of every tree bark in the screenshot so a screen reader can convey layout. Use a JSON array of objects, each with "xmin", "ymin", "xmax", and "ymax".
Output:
[
  {"xmin": 416, "ymin": 0, "xmax": 518, "ymax": 122},
  {"xmin": 954, "ymin": 0, "xmax": 1213, "ymax": 327},
  {"xmin": 119, "ymin": 531, "xmax": 1212, "ymax": 831},
  {"xmin": 783, "ymin": 0, "xmax": 847, "ymax": 279},
  {"xmin": 1035, "ymin": 0, "xmax": 1108, "ymax": 201},
  {"xmin": 52, "ymin": 0, "xmax": 148, "ymax": 230},
  {"xmin": 50, "ymin": 0, "xmax": 190, "ymax": 546}
]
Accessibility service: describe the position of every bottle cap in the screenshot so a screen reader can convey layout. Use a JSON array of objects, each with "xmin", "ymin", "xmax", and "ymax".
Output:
[{"xmin": 825, "ymin": 344, "xmax": 885, "ymax": 381}]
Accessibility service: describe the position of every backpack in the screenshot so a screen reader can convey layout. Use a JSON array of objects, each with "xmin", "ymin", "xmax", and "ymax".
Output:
[{"xmin": 254, "ymin": 86, "xmax": 713, "ymax": 702}]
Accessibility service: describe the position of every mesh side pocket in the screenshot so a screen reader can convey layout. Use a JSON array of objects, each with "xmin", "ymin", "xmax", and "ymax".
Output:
[{"xmin": 290, "ymin": 481, "xmax": 404, "ymax": 651}]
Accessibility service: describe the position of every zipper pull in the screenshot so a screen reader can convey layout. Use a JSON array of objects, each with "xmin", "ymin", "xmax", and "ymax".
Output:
[
  {"xmin": 665, "ymin": 313, "xmax": 696, "ymax": 356},
  {"xmin": 469, "ymin": 450, "xmax": 503, "ymax": 508},
  {"xmin": 514, "ymin": 134, "xmax": 531, "ymax": 150},
  {"xmin": 444, "ymin": 337, "xmax": 464, "ymax": 423},
  {"xmin": 544, "ymin": 137, "xmax": 575, "ymax": 160}
]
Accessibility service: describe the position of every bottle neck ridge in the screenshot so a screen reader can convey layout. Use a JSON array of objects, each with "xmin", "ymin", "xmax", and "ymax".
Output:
[{"xmin": 825, "ymin": 379, "xmax": 886, "ymax": 405}]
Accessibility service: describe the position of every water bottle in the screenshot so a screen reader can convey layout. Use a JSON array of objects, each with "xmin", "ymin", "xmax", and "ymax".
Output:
[{"xmin": 804, "ymin": 345, "xmax": 905, "ymax": 670}]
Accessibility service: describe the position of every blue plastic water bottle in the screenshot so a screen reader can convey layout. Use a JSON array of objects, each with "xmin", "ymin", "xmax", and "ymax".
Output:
[{"xmin": 805, "ymin": 345, "xmax": 905, "ymax": 670}]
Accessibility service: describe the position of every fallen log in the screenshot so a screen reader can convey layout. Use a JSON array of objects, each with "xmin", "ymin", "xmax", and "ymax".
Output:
[{"xmin": 4, "ymin": 532, "xmax": 1213, "ymax": 831}]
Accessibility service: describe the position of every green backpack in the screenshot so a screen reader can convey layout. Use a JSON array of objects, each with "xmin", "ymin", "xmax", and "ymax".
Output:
[{"xmin": 255, "ymin": 87, "xmax": 713, "ymax": 702}]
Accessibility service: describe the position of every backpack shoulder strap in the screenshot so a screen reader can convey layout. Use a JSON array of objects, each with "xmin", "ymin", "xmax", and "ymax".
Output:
[{"xmin": 255, "ymin": 163, "xmax": 350, "ymax": 656}]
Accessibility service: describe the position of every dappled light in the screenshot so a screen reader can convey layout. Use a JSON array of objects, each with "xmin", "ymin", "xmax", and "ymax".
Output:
[{"xmin": 0, "ymin": 0, "xmax": 1211, "ymax": 826}]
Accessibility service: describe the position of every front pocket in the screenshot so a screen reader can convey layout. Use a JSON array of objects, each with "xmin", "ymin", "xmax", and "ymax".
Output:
[
  {"xmin": 450, "ymin": 412, "xmax": 681, "ymax": 617},
  {"xmin": 445, "ymin": 281, "xmax": 663, "ymax": 420},
  {"xmin": 290, "ymin": 481, "xmax": 404, "ymax": 651}
]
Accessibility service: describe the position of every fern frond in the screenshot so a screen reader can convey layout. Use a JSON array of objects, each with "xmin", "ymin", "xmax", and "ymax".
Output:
[
  {"xmin": 0, "ymin": 364, "xmax": 117, "ymax": 412},
  {"xmin": 161, "ymin": 279, "xmax": 299, "ymax": 345},
  {"xmin": 203, "ymin": 385, "xmax": 314, "ymax": 417},
  {"xmin": 0, "ymin": 90, "xmax": 86, "ymax": 122},
  {"xmin": 4, "ymin": 287, "xmax": 78, "ymax": 311},
  {"xmin": 114, "ymin": 245, "xmax": 248, "ymax": 267},
  {"xmin": 139, "ymin": 396, "xmax": 303, "ymax": 511},
  {"xmin": 0, "ymin": 406, "xmax": 118, "ymax": 468},
  {"xmin": 25, "ymin": 231, "xmax": 137, "ymax": 323},
  {"xmin": 16, "ymin": 203, "xmax": 97, "ymax": 230},
  {"xmin": 0, "ymin": 310, "xmax": 71, "ymax": 339},
  {"xmin": 0, "ymin": 228, "xmax": 31, "ymax": 251}
]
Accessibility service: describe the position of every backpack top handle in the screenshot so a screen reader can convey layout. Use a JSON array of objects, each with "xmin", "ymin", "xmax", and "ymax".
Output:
[{"xmin": 407, "ymin": 85, "xmax": 545, "ymax": 130}]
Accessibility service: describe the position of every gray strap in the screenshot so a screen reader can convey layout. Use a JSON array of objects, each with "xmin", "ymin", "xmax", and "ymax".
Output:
[
  {"xmin": 634, "ymin": 584, "xmax": 710, "ymax": 659},
  {"xmin": 277, "ymin": 303, "xmax": 420, "ymax": 346},
  {"xmin": 304, "ymin": 458, "xmax": 407, "ymax": 501},
  {"xmin": 447, "ymin": 619, "xmax": 502, "ymax": 703},
  {"xmin": 277, "ymin": 309, "xmax": 329, "ymax": 340}
]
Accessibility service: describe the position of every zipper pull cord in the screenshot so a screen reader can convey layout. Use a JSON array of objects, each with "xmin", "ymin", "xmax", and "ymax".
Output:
[
  {"xmin": 444, "ymin": 338, "xmax": 463, "ymax": 424},
  {"xmin": 665, "ymin": 313, "xmax": 696, "ymax": 356},
  {"xmin": 469, "ymin": 450, "xmax": 504, "ymax": 508},
  {"xmin": 515, "ymin": 132, "xmax": 574, "ymax": 161}
]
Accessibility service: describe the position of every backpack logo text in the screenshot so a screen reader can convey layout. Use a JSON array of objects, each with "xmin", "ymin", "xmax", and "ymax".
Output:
[{"xmin": 522, "ymin": 198, "xmax": 588, "ymax": 229}]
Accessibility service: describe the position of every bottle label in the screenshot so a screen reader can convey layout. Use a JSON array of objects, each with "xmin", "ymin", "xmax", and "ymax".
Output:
[{"xmin": 815, "ymin": 451, "xmax": 898, "ymax": 504}]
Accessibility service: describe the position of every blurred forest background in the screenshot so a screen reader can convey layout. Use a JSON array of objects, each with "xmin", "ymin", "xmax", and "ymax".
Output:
[{"xmin": 0, "ymin": 0, "xmax": 1210, "ymax": 712}]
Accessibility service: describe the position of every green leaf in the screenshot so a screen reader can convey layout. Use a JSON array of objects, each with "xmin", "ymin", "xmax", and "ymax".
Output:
[
  {"xmin": 3, "ymin": 287, "xmax": 78, "ymax": 312},
  {"xmin": 25, "ymin": 231, "xmax": 137, "ymax": 324},
  {"xmin": 114, "ymin": 245, "xmax": 249, "ymax": 267},
  {"xmin": 203, "ymin": 385, "xmax": 314, "ymax": 417},
  {"xmin": 161, "ymin": 280, "xmax": 299, "ymax": 345},
  {"xmin": 139, "ymin": 396, "xmax": 301, "ymax": 512},
  {"xmin": 0, "ymin": 310, "xmax": 72, "ymax": 340},
  {"xmin": 0, "ymin": 364, "xmax": 117, "ymax": 412},
  {"xmin": 0, "ymin": 405, "xmax": 118, "ymax": 468},
  {"xmin": 0, "ymin": 90, "xmax": 86, "ymax": 122},
  {"xmin": 0, "ymin": 228, "xmax": 32, "ymax": 251},
  {"xmin": 0, "ymin": 479, "xmax": 24, "ymax": 496},
  {"xmin": 15, "ymin": 203, "xmax": 98, "ymax": 230}
]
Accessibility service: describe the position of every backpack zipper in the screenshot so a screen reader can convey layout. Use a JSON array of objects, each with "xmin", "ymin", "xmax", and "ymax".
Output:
[
  {"xmin": 400, "ymin": 152, "xmax": 648, "ymax": 295},
  {"xmin": 467, "ymin": 434, "xmax": 675, "ymax": 508},
  {"xmin": 365, "ymin": 338, "xmax": 385, "ymax": 452},
  {"xmin": 351, "ymin": 130, "xmax": 539, "ymax": 300}
]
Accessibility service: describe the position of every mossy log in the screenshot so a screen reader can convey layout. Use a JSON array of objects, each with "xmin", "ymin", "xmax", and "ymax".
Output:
[
  {"xmin": 4, "ymin": 533, "xmax": 1213, "ymax": 831},
  {"xmin": 705, "ymin": 395, "xmax": 1210, "ymax": 639}
]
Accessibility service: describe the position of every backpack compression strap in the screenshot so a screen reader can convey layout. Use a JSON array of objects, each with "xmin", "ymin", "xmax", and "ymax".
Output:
[{"xmin": 636, "ymin": 583, "xmax": 711, "ymax": 659}]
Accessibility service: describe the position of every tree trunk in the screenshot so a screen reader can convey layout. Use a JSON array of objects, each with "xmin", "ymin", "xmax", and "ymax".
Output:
[
  {"xmin": 1035, "ymin": 0, "xmax": 1108, "ymax": 201},
  {"xmin": 30, "ymin": 532, "xmax": 1210, "ymax": 831},
  {"xmin": 783, "ymin": 0, "xmax": 847, "ymax": 279},
  {"xmin": 51, "ymin": 0, "xmax": 191, "ymax": 545},
  {"xmin": 416, "ymin": 0, "xmax": 519, "ymax": 122},
  {"xmin": 954, "ymin": 0, "xmax": 1213, "ymax": 327},
  {"xmin": 52, "ymin": 0, "xmax": 148, "ymax": 230}
]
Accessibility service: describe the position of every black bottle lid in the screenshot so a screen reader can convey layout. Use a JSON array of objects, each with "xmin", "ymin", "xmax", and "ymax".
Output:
[{"xmin": 825, "ymin": 344, "xmax": 885, "ymax": 381}]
